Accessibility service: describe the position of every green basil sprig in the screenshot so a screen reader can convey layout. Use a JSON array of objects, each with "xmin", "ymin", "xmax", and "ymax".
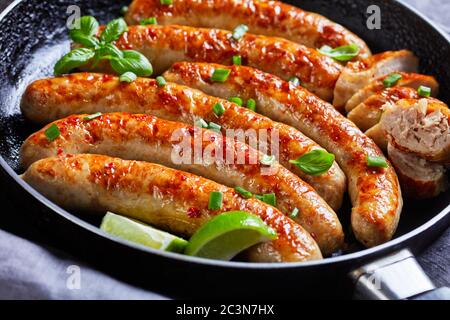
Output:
[
  {"xmin": 289, "ymin": 149, "xmax": 335, "ymax": 176},
  {"xmin": 54, "ymin": 48, "xmax": 96, "ymax": 76},
  {"xmin": 69, "ymin": 16, "xmax": 100, "ymax": 48},
  {"xmin": 318, "ymin": 44, "xmax": 360, "ymax": 62},
  {"xmin": 99, "ymin": 18, "xmax": 128, "ymax": 43},
  {"xmin": 110, "ymin": 50, "xmax": 153, "ymax": 76},
  {"xmin": 55, "ymin": 16, "xmax": 153, "ymax": 77}
]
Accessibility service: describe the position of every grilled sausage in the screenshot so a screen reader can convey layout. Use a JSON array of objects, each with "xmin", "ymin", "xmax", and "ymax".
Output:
[
  {"xmin": 380, "ymin": 98, "xmax": 450, "ymax": 163},
  {"xmin": 162, "ymin": 62, "xmax": 403, "ymax": 247},
  {"xmin": 21, "ymin": 112, "xmax": 345, "ymax": 254},
  {"xmin": 365, "ymin": 123, "xmax": 388, "ymax": 152},
  {"xmin": 79, "ymin": 24, "xmax": 343, "ymax": 101},
  {"xmin": 347, "ymin": 86, "xmax": 420, "ymax": 131},
  {"xmin": 20, "ymin": 74, "xmax": 347, "ymax": 254},
  {"xmin": 333, "ymin": 50, "xmax": 419, "ymax": 111},
  {"xmin": 345, "ymin": 72, "xmax": 439, "ymax": 113},
  {"xmin": 21, "ymin": 154, "xmax": 322, "ymax": 262},
  {"xmin": 21, "ymin": 72, "xmax": 346, "ymax": 212},
  {"xmin": 387, "ymin": 143, "xmax": 447, "ymax": 199},
  {"xmin": 125, "ymin": 0, "xmax": 371, "ymax": 59}
]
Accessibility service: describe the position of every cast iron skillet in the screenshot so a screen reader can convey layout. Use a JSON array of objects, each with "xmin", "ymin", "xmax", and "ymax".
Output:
[{"xmin": 0, "ymin": 0, "xmax": 449, "ymax": 299}]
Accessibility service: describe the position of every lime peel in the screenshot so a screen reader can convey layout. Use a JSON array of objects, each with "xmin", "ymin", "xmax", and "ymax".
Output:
[
  {"xmin": 100, "ymin": 212, "xmax": 188, "ymax": 253},
  {"xmin": 185, "ymin": 211, "xmax": 277, "ymax": 261}
]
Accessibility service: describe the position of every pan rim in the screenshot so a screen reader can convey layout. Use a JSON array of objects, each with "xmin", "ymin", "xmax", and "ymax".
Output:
[{"xmin": 0, "ymin": 0, "xmax": 449, "ymax": 270}]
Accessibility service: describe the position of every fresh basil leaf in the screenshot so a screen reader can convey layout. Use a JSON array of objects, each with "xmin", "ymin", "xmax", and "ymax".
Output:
[
  {"xmin": 318, "ymin": 44, "xmax": 360, "ymax": 62},
  {"xmin": 110, "ymin": 50, "xmax": 153, "ymax": 77},
  {"xmin": 289, "ymin": 149, "xmax": 335, "ymax": 176},
  {"xmin": 73, "ymin": 35, "xmax": 100, "ymax": 48},
  {"xmin": 96, "ymin": 43, "xmax": 124, "ymax": 60},
  {"xmin": 119, "ymin": 71, "xmax": 137, "ymax": 83},
  {"xmin": 69, "ymin": 16, "xmax": 100, "ymax": 48},
  {"xmin": 70, "ymin": 16, "xmax": 99, "ymax": 38},
  {"xmin": 54, "ymin": 48, "xmax": 95, "ymax": 75},
  {"xmin": 100, "ymin": 18, "xmax": 128, "ymax": 43}
]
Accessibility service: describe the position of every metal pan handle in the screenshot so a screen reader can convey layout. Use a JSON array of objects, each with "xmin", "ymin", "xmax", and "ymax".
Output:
[{"xmin": 350, "ymin": 249, "xmax": 450, "ymax": 300}]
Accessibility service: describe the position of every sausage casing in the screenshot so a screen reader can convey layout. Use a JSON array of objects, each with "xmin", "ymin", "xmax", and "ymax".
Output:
[
  {"xmin": 21, "ymin": 154, "xmax": 323, "ymax": 262},
  {"xmin": 81, "ymin": 25, "xmax": 343, "ymax": 101},
  {"xmin": 163, "ymin": 62, "xmax": 403, "ymax": 247},
  {"xmin": 125, "ymin": 0, "xmax": 371, "ymax": 59},
  {"xmin": 21, "ymin": 112, "xmax": 345, "ymax": 254},
  {"xmin": 21, "ymin": 74, "xmax": 347, "ymax": 254}
]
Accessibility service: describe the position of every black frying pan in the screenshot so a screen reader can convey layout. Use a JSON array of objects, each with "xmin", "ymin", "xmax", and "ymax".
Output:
[{"xmin": 0, "ymin": 0, "xmax": 449, "ymax": 299}]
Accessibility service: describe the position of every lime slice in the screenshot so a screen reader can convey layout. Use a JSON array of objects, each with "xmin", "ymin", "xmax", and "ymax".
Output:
[
  {"xmin": 185, "ymin": 211, "xmax": 277, "ymax": 261},
  {"xmin": 100, "ymin": 212, "xmax": 188, "ymax": 253}
]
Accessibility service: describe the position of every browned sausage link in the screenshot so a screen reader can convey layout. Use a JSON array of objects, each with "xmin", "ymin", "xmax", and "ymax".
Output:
[
  {"xmin": 21, "ymin": 112, "xmax": 346, "ymax": 254},
  {"xmin": 163, "ymin": 62, "xmax": 403, "ymax": 247},
  {"xmin": 20, "ymin": 72, "xmax": 346, "ymax": 211},
  {"xmin": 333, "ymin": 50, "xmax": 419, "ymax": 111},
  {"xmin": 345, "ymin": 72, "xmax": 439, "ymax": 113},
  {"xmin": 20, "ymin": 74, "xmax": 345, "ymax": 254},
  {"xmin": 347, "ymin": 86, "xmax": 421, "ymax": 132},
  {"xmin": 84, "ymin": 25, "xmax": 343, "ymax": 102},
  {"xmin": 21, "ymin": 154, "xmax": 322, "ymax": 262},
  {"xmin": 387, "ymin": 143, "xmax": 447, "ymax": 200},
  {"xmin": 125, "ymin": 0, "xmax": 371, "ymax": 59}
]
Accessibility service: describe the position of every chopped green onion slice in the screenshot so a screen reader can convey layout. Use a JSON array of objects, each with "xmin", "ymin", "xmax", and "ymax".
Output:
[
  {"xmin": 418, "ymin": 85, "xmax": 431, "ymax": 97},
  {"xmin": 84, "ymin": 112, "xmax": 102, "ymax": 121},
  {"xmin": 212, "ymin": 102, "xmax": 225, "ymax": 117},
  {"xmin": 119, "ymin": 71, "xmax": 137, "ymax": 83},
  {"xmin": 318, "ymin": 44, "xmax": 360, "ymax": 62},
  {"xmin": 211, "ymin": 68, "xmax": 231, "ymax": 82},
  {"xmin": 260, "ymin": 155, "xmax": 276, "ymax": 166},
  {"xmin": 232, "ymin": 55, "xmax": 242, "ymax": 66},
  {"xmin": 45, "ymin": 124, "xmax": 61, "ymax": 142},
  {"xmin": 262, "ymin": 193, "xmax": 276, "ymax": 207},
  {"xmin": 120, "ymin": 6, "xmax": 129, "ymax": 15},
  {"xmin": 228, "ymin": 96, "xmax": 243, "ymax": 106},
  {"xmin": 289, "ymin": 77, "xmax": 301, "ymax": 87},
  {"xmin": 160, "ymin": 0, "xmax": 173, "ymax": 5},
  {"xmin": 195, "ymin": 118, "xmax": 208, "ymax": 129},
  {"xmin": 208, "ymin": 122, "xmax": 222, "ymax": 133},
  {"xmin": 367, "ymin": 155, "xmax": 388, "ymax": 168},
  {"xmin": 254, "ymin": 194, "xmax": 264, "ymax": 201},
  {"xmin": 156, "ymin": 76, "xmax": 166, "ymax": 86},
  {"xmin": 235, "ymin": 186, "xmax": 253, "ymax": 199},
  {"xmin": 232, "ymin": 24, "xmax": 248, "ymax": 40},
  {"xmin": 208, "ymin": 192, "xmax": 223, "ymax": 210},
  {"xmin": 383, "ymin": 73, "xmax": 402, "ymax": 88},
  {"xmin": 289, "ymin": 149, "xmax": 335, "ymax": 176},
  {"xmin": 290, "ymin": 208, "xmax": 299, "ymax": 219},
  {"xmin": 246, "ymin": 98, "xmax": 256, "ymax": 111},
  {"xmin": 140, "ymin": 17, "xmax": 157, "ymax": 25}
]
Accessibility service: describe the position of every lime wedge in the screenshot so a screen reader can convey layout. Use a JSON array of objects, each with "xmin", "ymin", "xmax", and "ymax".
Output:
[
  {"xmin": 185, "ymin": 211, "xmax": 277, "ymax": 261},
  {"xmin": 100, "ymin": 212, "xmax": 188, "ymax": 253}
]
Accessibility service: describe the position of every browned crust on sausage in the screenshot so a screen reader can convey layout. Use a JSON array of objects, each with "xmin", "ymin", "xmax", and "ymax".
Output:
[
  {"xmin": 333, "ymin": 50, "xmax": 419, "ymax": 110},
  {"xmin": 21, "ymin": 112, "xmax": 345, "ymax": 254},
  {"xmin": 164, "ymin": 62, "xmax": 403, "ymax": 247},
  {"xmin": 22, "ymin": 154, "xmax": 322, "ymax": 262},
  {"xmin": 87, "ymin": 25, "xmax": 343, "ymax": 101},
  {"xmin": 347, "ymin": 86, "xmax": 421, "ymax": 131},
  {"xmin": 20, "ymin": 73, "xmax": 345, "ymax": 254},
  {"xmin": 345, "ymin": 72, "xmax": 439, "ymax": 112},
  {"xmin": 125, "ymin": 0, "xmax": 371, "ymax": 59}
]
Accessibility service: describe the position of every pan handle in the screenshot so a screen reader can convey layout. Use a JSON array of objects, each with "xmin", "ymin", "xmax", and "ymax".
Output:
[{"xmin": 349, "ymin": 249, "xmax": 450, "ymax": 300}]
